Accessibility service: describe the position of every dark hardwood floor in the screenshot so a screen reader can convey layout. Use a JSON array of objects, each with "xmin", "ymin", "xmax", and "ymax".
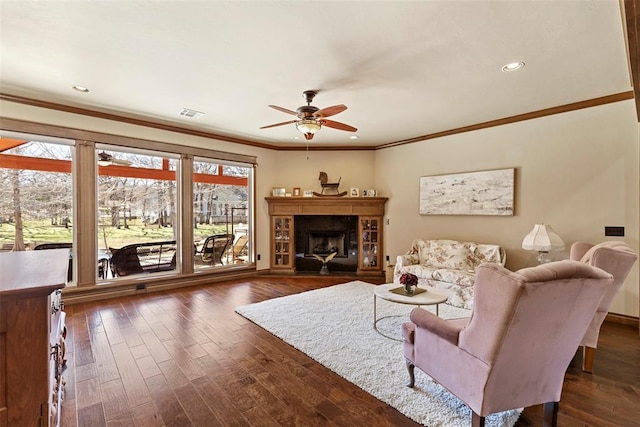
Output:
[{"xmin": 59, "ymin": 276, "xmax": 640, "ymax": 426}]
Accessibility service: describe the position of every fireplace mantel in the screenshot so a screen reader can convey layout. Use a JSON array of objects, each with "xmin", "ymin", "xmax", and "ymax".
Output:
[{"xmin": 265, "ymin": 196, "xmax": 388, "ymax": 216}]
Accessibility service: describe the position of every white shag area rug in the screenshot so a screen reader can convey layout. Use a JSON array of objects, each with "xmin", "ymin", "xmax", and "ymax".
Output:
[{"xmin": 235, "ymin": 281, "xmax": 521, "ymax": 426}]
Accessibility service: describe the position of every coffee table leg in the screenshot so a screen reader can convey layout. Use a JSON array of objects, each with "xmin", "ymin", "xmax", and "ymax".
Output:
[{"xmin": 373, "ymin": 294, "xmax": 377, "ymax": 329}]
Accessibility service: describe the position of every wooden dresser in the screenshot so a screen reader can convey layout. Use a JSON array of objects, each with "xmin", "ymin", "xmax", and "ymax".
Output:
[{"xmin": 0, "ymin": 249, "xmax": 69, "ymax": 427}]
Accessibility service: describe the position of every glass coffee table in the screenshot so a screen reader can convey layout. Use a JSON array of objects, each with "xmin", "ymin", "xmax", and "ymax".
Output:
[{"xmin": 373, "ymin": 283, "xmax": 448, "ymax": 341}]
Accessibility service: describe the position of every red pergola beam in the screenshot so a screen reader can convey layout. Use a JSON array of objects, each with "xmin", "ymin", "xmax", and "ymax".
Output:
[
  {"xmin": 0, "ymin": 138, "xmax": 29, "ymax": 153},
  {"xmin": 0, "ymin": 154, "xmax": 248, "ymax": 186}
]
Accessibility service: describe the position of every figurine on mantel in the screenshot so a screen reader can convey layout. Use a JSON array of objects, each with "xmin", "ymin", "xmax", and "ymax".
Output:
[{"xmin": 313, "ymin": 171, "xmax": 348, "ymax": 197}]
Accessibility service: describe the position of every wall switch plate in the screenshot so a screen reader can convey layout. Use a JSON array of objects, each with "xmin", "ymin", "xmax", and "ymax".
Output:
[{"xmin": 604, "ymin": 226, "xmax": 624, "ymax": 237}]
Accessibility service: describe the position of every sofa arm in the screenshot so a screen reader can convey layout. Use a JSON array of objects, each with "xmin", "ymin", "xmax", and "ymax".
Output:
[
  {"xmin": 396, "ymin": 254, "xmax": 420, "ymax": 268},
  {"xmin": 409, "ymin": 307, "xmax": 464, "ymax": 346}
]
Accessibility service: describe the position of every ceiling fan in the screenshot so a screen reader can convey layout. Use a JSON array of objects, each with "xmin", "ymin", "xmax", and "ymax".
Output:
[
  {"xmin": 260, "ymin": 90, "xmax": 357, "ymax": 141},
  {"xmin": 97, "ymin": 151, "xmax": 132, "ymax": 166}
]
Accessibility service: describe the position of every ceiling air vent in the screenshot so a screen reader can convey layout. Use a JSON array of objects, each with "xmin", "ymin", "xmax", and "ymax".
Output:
[{"xmin": 179, "ymin": 108, "xmax": 204, "ymax": 119}]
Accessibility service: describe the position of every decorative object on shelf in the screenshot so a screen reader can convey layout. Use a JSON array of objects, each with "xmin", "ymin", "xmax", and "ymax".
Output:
[
  {"xmin": 400, "ymin": 272, "xmax": 419, "ymax": 294},
  {"xmin": 419, "ymin": 168, "xmax": 514, "ymax": 216},
  {"xmin": 313, "ymin": 171, "xmax": 348, "ymax": 197},
  {"xmin": 350, "ymin": 187, "xmax": 359, "ymax": 197},
  {"xmin": 303, "ymin": 190, "xmax": 314, "ymax": 197},
  {"xmin": 313, "ymin": 252, "xmax": 337, "ymax": 275},
  {"xmin": 293, "ymin": 187, "xmax": 301, "ymax": 197},
  {"xmin": 363, "ymin": 189, "xmax": 377, "ymax": 197},
  {"xmin": 272, "ymin": 187, "xmax": 286, "ymax": 197},
  {"xmin": 522, "ymin": 223, "xmax": 565, "ymax": 264}
]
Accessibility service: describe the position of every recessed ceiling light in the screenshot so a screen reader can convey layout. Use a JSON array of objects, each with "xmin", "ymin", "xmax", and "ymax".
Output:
[
  {"xmin": 501, "ymin": 62, "xmax": 525, "ymax": 72},
  {"xmin": 349, "ymin": 135, "xmax": 359, "ymax": 140},
  {"xmin": 72, "ymin": 85, "xmax": 89, "ymax": 92}
]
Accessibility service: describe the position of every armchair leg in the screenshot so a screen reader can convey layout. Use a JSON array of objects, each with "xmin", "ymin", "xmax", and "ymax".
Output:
[
  {"xmin": 471, "ymin": 412, "xmax": 485, "ymax": 427},
  {"xmin": 543, "ymin": 402, "xmax": 558, "ymax": 427},
  {"xmin": 582, "ymin": 346, "xmax": 595, "ymax": 373},
  {"xmin": 405, "ymin": 359, "xmax": 415, "ymax": 388}
]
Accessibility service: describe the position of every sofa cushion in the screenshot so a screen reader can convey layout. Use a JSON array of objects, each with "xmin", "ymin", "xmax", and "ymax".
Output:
[
  {"xmin": 471, "ymin": 244, "xmax": 503, "ymax": 267},
  {"xmin": 401, "ymin": 264, "xmax": 439, "ymax": 280},
  {"xmin": 432, "ymin": 268, "xmax": 476, "ymax": 287},
  {"xmin": 422, "ymin": 240, "xmax": 474, "ymax": 270}
]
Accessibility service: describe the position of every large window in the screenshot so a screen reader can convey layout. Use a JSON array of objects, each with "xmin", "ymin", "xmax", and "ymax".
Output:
[
  {"xmin": 193, "ymin": 158, "xmax": 252, "ymax": 270},
  {"xmin": 97, "ymin": 147, "xmax": 179, "ymax": 279},
  {"xmin": 0, "ymin": 133, "xmax": 75, "ymax": 282},
  {"xmin": 1, "ymin": 121, "xmax": 256, "ymax": 290}
]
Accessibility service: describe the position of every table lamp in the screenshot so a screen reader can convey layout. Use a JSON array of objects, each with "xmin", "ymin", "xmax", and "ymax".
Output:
[{"xmin": 522, "ymin": 223, "xmax": 565, "ymax": 264}]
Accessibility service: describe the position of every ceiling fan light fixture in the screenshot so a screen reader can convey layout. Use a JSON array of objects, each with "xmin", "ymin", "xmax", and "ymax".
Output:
[{"xmin": 296, "ymin": 119, "xmax": 322, "ymax": 135}]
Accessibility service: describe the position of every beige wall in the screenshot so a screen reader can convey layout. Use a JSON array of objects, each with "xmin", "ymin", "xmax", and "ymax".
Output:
[
  {"xmin": 2, "ymin": 98, "xmax": 639, "ymax": 317},
  {"xmin": 269, "ymin": 150, "xmax": 376, "ymax": 194},
  {"xmin": 375, "ymin": 100, "xmax": 639, "ymax": 317}
]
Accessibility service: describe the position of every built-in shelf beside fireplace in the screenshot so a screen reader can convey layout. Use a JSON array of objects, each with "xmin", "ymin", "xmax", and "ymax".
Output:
[{"xmin": 265, "ymin": 196, "xmax": 388, "ymax": 275}]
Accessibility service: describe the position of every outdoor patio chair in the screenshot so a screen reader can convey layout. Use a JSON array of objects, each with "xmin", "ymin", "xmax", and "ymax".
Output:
[
  {"xmin": 232, "ymin": 234, "xmax": 249, "ymax": 263},
  {"xmin": 200, "ymin": 234, "xmax": 234, "ymax": 265}
]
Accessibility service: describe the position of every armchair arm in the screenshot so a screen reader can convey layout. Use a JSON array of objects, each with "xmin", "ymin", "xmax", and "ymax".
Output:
[{"xmin": 409, "ymin": 307, "xmax": 465, "ymax": 346}]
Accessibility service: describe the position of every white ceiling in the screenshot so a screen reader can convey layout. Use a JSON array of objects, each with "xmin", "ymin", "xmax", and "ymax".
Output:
[{"xmin": 0, "ymin": 0, "xmax": 633, "ymax": 149}]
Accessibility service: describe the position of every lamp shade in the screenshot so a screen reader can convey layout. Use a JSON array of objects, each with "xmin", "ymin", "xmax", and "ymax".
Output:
[{"xmin": 522, "ymin": 224, "xmax": 565, "ymax": 252}]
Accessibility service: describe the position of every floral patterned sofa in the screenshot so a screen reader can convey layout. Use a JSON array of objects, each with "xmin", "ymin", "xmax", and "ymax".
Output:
[{"xmin": 393, "ymin": 239, "xmax": 506, "ymax": 309}]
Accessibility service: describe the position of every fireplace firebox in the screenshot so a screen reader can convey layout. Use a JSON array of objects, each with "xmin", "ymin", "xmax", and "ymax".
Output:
[{"xmin": 307, "ymin": 231, "xmax": 347, "ymax": 257}]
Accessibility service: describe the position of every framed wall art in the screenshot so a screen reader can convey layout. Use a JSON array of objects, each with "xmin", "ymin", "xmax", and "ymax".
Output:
[{"xmin": 419, "ymin": 168, "xmax": 514, "ymax": 216}]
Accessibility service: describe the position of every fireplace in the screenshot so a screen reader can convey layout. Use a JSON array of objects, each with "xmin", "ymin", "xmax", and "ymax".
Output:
[
  {"xmin": 295, "ymin": 215, "xmax": 357, "ymax": 272},
  {"xmin": 265, "ymin": 196, "xmax": 387, "ymax": 275}
]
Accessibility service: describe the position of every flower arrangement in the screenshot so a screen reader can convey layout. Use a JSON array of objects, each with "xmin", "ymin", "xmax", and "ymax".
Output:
[{"xmin": 399, "ymin": 272, "xmax": 419, "ymax": 294}]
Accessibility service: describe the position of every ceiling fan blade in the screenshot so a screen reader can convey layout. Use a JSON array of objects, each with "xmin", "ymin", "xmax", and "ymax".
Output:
[
  {"xmin": 260, "ymin": 120, "xmax": 297, "ymax": 129},
  {"xmin": 314, "ymin": 104, "xmax": 347, "ymax": 118},
  {"xmin": 322, "ymin": 119, "xmax": 357, "ymax": 132},
  {"xmin": 268, "ymin": 105, "xmax": 298, "ymax": 116}
]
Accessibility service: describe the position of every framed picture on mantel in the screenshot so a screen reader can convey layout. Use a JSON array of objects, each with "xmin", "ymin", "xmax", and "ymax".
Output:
[{"xmin": 272, "ymin": 187, "xmax": 286, "ymax": 197}]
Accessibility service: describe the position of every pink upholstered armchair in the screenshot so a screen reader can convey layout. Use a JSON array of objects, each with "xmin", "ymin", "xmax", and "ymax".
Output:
[
  {"xmin": 570, "ymin": 241, "xmax": 637, "ymax": 372},
  {"xmin": 402, "ymin": 261, "xmax": 613, "ymax": 426}
]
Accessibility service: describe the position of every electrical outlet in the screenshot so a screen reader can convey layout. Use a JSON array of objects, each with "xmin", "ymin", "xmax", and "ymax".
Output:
[
  {"xmin": 257, "ymin": 254, "xmax": 261, "ymax": 261},
  {"xmin": 385, "ymin": 218, "xmax": 390, "ymax": 225}
]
